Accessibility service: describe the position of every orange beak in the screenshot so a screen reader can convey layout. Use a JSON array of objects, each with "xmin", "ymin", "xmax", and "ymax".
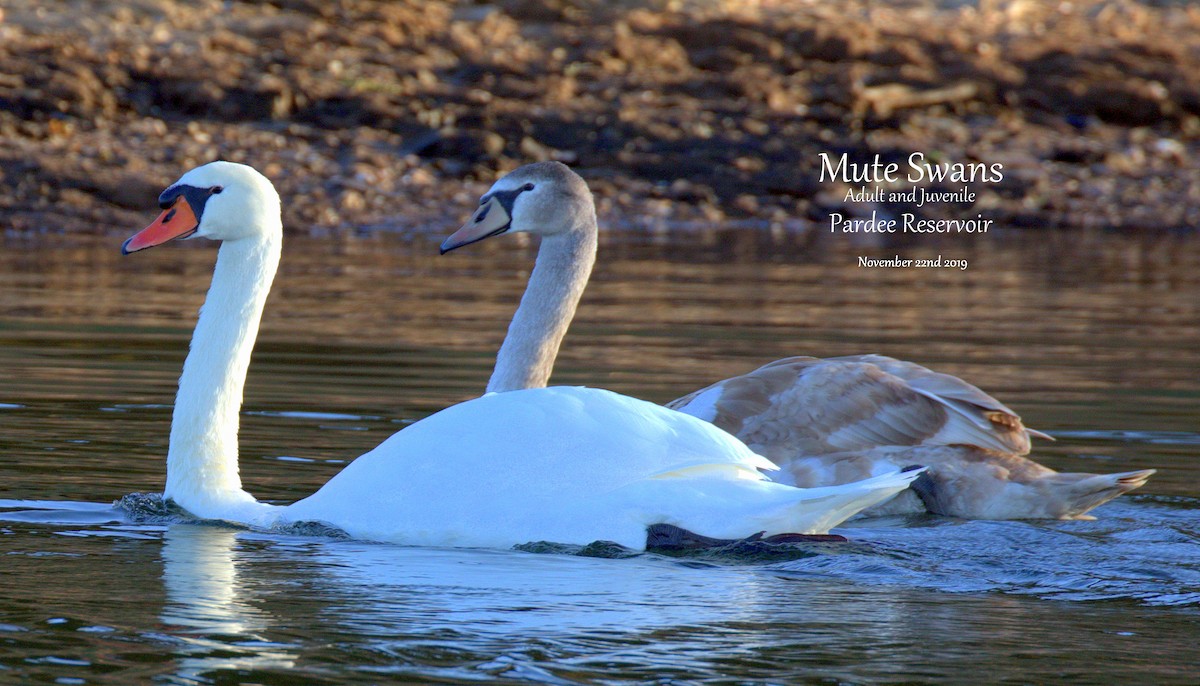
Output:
[{"xmin": 122, "ymin": 196, "xmax": 200, "ymax": 255}]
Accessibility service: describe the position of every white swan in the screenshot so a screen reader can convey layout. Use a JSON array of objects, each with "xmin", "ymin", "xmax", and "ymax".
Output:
[
  {"xmin": 440, "ymin": 161, "xmax": 1154, "ymax": 521},
  {"xmin": 121, "ymin": 161, "xmax": 919, "ymax": 549}
]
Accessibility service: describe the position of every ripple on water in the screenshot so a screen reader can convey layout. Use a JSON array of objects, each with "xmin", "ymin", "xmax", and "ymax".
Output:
[
  {"xmin": 767, "ymin": 506, "xmax": 1200, "ymax": 606},
  {"xmin": 111, "ymin": 492, "xmax": 189, "ymax": 524},
  {"xmin": 1053, "ymin": 430, "xmax": 1200, "ymax": 446},
  {"xmin": 0, "ymin": 500, "xmax": 124, "ymax": 526},
  {"xmin": 6, "ymin": 492, "xmax": 1200, "ymax": 609},
  {"xmin": 245, "ymin": 410, "xmax": 376, "ymax": 421}
]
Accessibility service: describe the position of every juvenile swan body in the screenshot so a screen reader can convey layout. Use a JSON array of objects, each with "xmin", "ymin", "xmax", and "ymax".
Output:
[
  {"xmin": 441, "ymin": 162, "xmax": 1154, "ymax": 521},
  {"xmin": 124, "ymin": 161, "xmax": 918, "ymax": 549}
]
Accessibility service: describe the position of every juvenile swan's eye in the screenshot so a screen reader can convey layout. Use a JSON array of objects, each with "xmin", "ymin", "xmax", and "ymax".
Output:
[
  {"xmin": 210, "ymin": 186, "xmax": 224, "ymax": 195},
  {"xmin": 522, "ymin": 183, "xmax": 535, "ymax": 191}
]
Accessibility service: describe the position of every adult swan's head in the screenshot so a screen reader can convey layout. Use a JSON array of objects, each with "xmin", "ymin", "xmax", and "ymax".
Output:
[
  {"xmin": 124, "ymin": 161, "xmax": 282, "ymax": 254},
  {"xmin": 123, "ymin": 161, "xmax": 283, "ymax": 525}
]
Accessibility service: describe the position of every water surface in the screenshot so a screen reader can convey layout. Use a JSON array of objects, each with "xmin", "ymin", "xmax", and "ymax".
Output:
[{"xmin": 1, "ymin": 227, "xmax": 1198, "ymax": 683}]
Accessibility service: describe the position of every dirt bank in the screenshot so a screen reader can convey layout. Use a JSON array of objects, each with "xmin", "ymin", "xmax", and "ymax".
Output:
[{"xmin": 1, "ymin": 0, "xmax": 1197, "ymax": 235}]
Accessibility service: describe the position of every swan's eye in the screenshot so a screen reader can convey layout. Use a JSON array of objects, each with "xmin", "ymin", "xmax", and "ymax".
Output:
[
  {"xmin": 522, "ymin": 183, "xmax": 535, "ymax": 192},
  {"xmin": 210, "ymin": 186, "xmax": 223, "ymax": 195}
]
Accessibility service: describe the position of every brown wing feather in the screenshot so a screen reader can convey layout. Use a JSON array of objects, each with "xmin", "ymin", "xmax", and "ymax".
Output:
[
  {"xmin": 668, "ymin": 355, "xmax": 1036, "ymax": 457},
  {"xmin": 827, "ymin": 355, "xmax": 1033, "ymax": 454}
]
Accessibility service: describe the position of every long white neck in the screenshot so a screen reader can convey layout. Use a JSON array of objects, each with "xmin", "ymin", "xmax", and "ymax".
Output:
[
  {"xmin": 164, "ymin": 235, "xmax": 281, "ymax": 521},
  {"xmin": 487, "ymin": 223, "xmax": 597, "ymax": 393}
]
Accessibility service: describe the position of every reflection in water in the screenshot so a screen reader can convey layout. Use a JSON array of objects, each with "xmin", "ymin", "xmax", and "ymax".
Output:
[
  {"xmin": 161, "ymin": 526, "xmax": 265, "ymax": 634},
  {"xmin": 139, "ymin": 521, "xmax": 1200, "ymax": 683},
  {"xmin": 0, "ymin": 489, "xmax": 1198, "ymax": 681},
  {"xmin": 160, "ymin": 526, "xmax": 296, "ymax": 681}
]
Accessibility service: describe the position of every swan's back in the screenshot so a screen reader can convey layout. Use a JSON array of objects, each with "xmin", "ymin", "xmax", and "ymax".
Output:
[
  {"xmin": 379, "ymin": 386, "xmax": 774, "ymax": 488},
  {"xmin": 283, "ymin": 387, "xmax": 793, "ymax": 549}
]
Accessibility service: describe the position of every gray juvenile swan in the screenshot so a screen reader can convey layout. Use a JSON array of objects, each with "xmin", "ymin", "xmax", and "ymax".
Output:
[{"xmin": 440, "ymin": 161, "xmax": 1154, "ymax": 521}]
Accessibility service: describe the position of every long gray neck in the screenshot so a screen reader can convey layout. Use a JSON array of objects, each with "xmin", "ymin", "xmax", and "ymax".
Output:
[
  {"xmin": 164, "ymin": 235, "xmax": 281, "ymax": 516},
  {"xmin": 487, "ymin": 223, "xmax": 597, "ymax": 393}
]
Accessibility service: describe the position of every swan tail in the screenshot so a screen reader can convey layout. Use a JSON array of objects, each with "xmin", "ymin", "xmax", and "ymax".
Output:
[
  {"xmin": 768, "ymin": 467, "xmax": 925, "ymax": 534},
  {"xmin": 1054, "ymin": 469, "xmax": 1155, "ymax": 520},
  {"xmin": 622, "ymin": 467, "xmax": 922, "ymax": 542},
  {"xmin": 1027, "ymin": 428, "xmax": 1056, "ymax": 442}
]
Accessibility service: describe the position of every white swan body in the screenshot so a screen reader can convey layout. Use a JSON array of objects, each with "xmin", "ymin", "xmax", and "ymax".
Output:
[
  {"xmin": 124, "ymin": 161, "xmax": 917, "ymax": 549},
  {"xmin": 440, "ymin": 161, "xmax": 1154, "ymax": 521},
  {"xmin": 283, "ymin": 386, "xmax": 918, "ymax": 548}
]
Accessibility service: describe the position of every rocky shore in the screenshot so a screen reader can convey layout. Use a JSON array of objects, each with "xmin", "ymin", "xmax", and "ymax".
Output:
[{"xmin": 1, "ymin": 0, "xmax": 1197, "ymax": 235}]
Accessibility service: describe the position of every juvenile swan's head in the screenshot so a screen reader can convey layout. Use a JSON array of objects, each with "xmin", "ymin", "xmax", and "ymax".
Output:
[{"xmin": 441, "ymin": 161, "xmax": 595, "ymax": 253}]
